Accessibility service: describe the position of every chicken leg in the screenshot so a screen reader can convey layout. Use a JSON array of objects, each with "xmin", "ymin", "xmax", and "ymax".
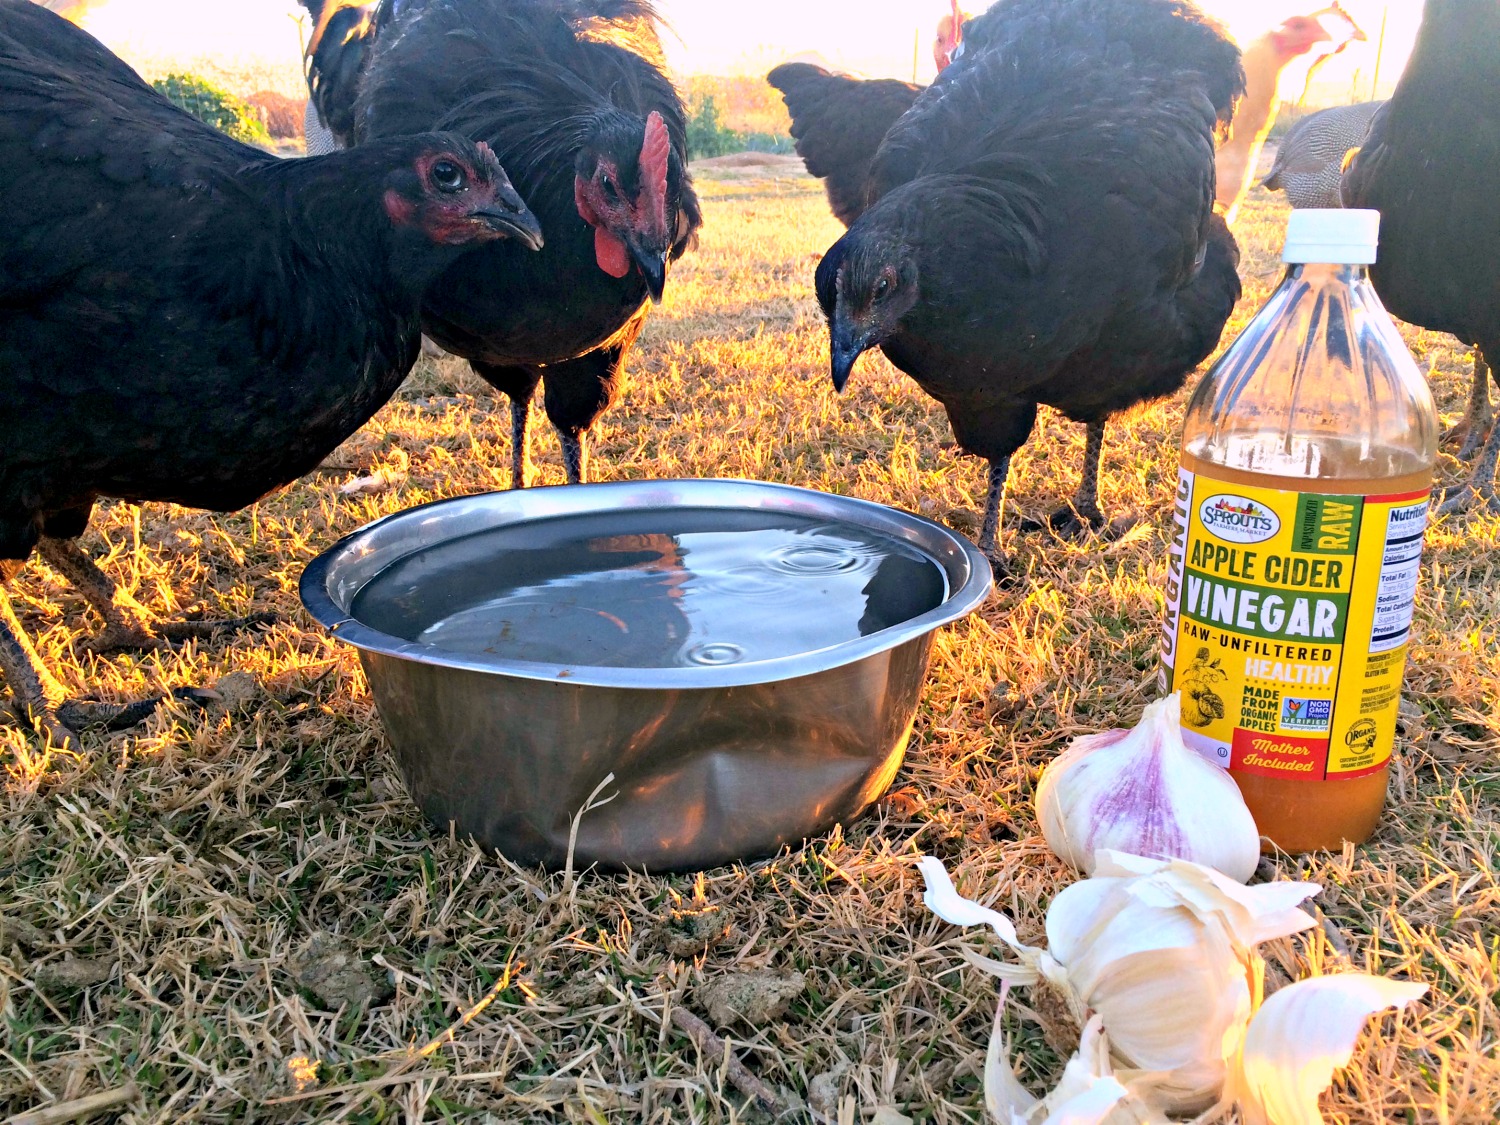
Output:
[
  {"xmin": 977, "ymin": 454, "xmax": 1015, "ymax": 583},
  {"xmin": 507, "ymin": 395, "xmax": 534, "ymax": 489},
  {"xmin": 472, "ymin": 363, "xmax": 543, "ymax": 489},
  {"xmin": 479, "ymin": 366, "xmax": 589, "ymax": 487},
  {"xmin": 36, "ymin": 536, "xmax": 277, "ymax": 652},
  {"xmin": 1020, "ymin": 419, "xmax": 1108, "ymax": 536},
  {"xmin": 1444, "ymin": 350, "xmax": 1493, "ymax": 462},
  {"xmin": 559, "ymin": 430, "xmax": 589, "ymax": 485},
  {"xmin": 1437, "ymin": 349, "xmax": 1500, "ymax": 516}
]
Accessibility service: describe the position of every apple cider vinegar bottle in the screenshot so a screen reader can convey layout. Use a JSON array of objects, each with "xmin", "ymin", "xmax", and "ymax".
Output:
[{"xmin": 1160, "ymin": 210, "xmax": 1437, "ymax": 853}]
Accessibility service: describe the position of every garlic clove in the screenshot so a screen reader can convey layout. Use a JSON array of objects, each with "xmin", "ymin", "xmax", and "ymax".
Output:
[
  {"xmin": 985, "ymin": 993, "xmax": 1040, "ymax": 1123},
  {"xmin": 1063, "ymin": 942, "xmax": 1251, "ymax": 1110},
  {"xmin": 1035, "ymin": 694, "xmax": 1261, "ymax": 882},
  {"xmin": 989, "ymin": 1011, "xmax": 1169, "ymax": 1125},
  {"xmin": 1094, "ymin": 852, "xmax": 1322, "ymax": 949},
  {"xmin": 1046, "ymin": 874, "xmax": 1206, "ymax": 967},
  {"xmin": 1042, "ymin": 855, "xmax": 1319, "ymax": 1114},
  {"xmin": 1228, "ymin": 974, "xmax": 1429, "ymax": 1125}
]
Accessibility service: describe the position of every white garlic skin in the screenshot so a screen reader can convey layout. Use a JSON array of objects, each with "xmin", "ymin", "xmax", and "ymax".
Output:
[{"xmin": 1035, "ymin": 694, "xmax": 1261, "ymax": 882}]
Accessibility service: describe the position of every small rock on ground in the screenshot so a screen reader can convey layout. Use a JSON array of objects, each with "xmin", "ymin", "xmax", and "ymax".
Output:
[
  {"xmin": 0, "ymin": 916, "xmax": 49, "ymax": 951},
  {"xmin": 288, "ymin": 933, "xmax": 393, "ymax": 1010},
  {"xmin": 213, "ymin": 671, "xmax": 260, "ymax": 712},
  {"xmin": 662, "ymin": 904, "xmax": 731, "ymax": 958},
  {"xmin": 698, "ymin": 969, "xmax": 806, "ymax": 1029},
  {"xmin": 35, "ymin": 956, "xmax": 115, "ymax": 993}
]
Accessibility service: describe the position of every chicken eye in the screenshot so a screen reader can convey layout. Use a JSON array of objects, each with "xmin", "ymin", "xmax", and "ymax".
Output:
[
  {"xmin": 431, "ymin": 160, "xmax": 466, "ymax": 193},
  {"xmin": 601, "ymin": 173, "xmax": 619, "ymax": 201},
  {"xmin": 875, "ymin": 276, "xmax": 891, "ymax": 297}
]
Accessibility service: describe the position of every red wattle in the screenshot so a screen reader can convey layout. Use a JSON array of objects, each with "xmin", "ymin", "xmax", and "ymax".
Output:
[{"xmin": 595, "ymin": 227, "xmax": 630, "ymax": 278}]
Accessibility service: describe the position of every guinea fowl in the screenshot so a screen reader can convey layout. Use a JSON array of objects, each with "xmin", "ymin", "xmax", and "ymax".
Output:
[
  {"xmin": 1262, "ymin": 100, "xmax": 1384, "ymax": 209},
  {"xmin": 310, "ymin": 0, "xmax": 700, "ymax": 487},
  {"xmin": 0, "ymin": 0, "xmax": 542, "ymax": 744},
  {"xmin": 815, "ymin": 0, "xmax": 1244, "ymax": 573},
  {"xmin": 768, "ymin": 2, "xmax": 966, "ymax": 228},
  {"xmin": 1343, "ymin": 0, "xmax": 1500, "ymax": 514}
]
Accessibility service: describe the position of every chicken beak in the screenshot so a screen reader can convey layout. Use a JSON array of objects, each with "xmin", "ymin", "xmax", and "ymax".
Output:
[
  {"xmin": 473, "ymin": 203, "xmax": 545, "ymax": 252},
  {"xmin": 630, "ymin": 243, "xmax": 669, "ymax": 303},
  {"xmin": 829, "ymin": 309, "xmax": 869, "ymax": 394}
]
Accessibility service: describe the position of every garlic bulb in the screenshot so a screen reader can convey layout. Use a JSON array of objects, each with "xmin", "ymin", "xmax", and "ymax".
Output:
[
  {"xmin": 1034, "ymin": 693, "xmax": 1261, "ymax": 882},
  {"xmin": 1228, "ymin": 974, "xmax": 1428, "ymax": 1125},
  {"xmin": 918, "ymin": 852, "xmax": 1321, "ymax": 1115}
]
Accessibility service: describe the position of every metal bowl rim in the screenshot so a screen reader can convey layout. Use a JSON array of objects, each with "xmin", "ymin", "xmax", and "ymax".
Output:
[{"xmin": 298, "ymin": 478, "xmax": 993, "ymax": 689}]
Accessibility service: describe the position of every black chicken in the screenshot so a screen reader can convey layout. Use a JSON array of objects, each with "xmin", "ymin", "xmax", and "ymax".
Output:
[
  {"xmin": 768, "ymin": 3, "xmax": 965, "ymax": 227},
  {"xmin": 767, "ymin": 65, "xmax": 927, "ymax": 228},
  {"xmin": 308, "ymin": 0, "xmax": 700, "ymax": 487},
  {"xmin": 1342, "ymin": 0, "xmax": 1500, "ymax": 515},
  {"xmin": 814, "ymin": 0, "xmax": 1244, "ymax": 572},
  {"xmin": 0, "ymin": 0, "xmax": 543, "ymax": 743}
]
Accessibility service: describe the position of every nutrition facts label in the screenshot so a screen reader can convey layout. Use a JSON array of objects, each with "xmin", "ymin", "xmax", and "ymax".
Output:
[{"xmin": 1370, "ymin": 497, "xmax": 1429, "ymax": 653}]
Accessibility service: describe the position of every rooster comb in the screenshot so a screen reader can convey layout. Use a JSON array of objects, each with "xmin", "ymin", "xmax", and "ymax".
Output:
[{"xmin": 641, "ymin": 110, "xmax": 670, "ymax": 200}]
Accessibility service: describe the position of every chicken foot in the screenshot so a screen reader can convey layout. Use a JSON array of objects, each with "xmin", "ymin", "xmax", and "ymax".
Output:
[
  {"xmin": 0, "ymin": 582, "xmax": 211, "ymax": 745},
  {"xmin": 1019, "ymin": 419, "xmax": 1108, "ymax": 536},
  {"xmin": 977, "ymin": 454, "xmax": 1016, "ymax": 584},
  {"xmin": 1442, "ymin": 350, "xmax": 1492, "ymax": 462},
  {"xmin": 1437, "ymin": 393, "xmax": 1500, "ymax": 516},
  {"xmin": 36, "ymin": 537, "xmax": 278, "ymax": 653}
]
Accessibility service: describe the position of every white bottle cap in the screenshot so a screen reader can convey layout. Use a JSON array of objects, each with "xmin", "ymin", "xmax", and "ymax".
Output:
[{"xmin": 1282, "ymin": 209, "xmax": 1380, "ymax": 265}]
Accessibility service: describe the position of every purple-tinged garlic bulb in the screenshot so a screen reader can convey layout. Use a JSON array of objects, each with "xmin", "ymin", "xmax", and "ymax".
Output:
[{"xmin": 1034, "ymin": 694, "xmax": 1261, "ymax": 882}]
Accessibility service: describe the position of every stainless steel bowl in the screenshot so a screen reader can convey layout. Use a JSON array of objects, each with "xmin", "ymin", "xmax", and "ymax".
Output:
[{"xmin": 299, "ymin": 479, "xmax": 991, "ymax": 871}]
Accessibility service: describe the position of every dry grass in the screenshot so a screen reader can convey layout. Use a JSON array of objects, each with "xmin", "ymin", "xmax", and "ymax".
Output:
[{"xmin": 1, "ymin": 160, "xmax": 1496, "ymax": 1124}]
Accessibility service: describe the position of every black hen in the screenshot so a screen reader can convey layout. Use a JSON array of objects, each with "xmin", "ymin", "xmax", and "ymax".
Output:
[
  {"xmin": 345, "ymin": 0, "xmax": 700, "ymax": 487},
  {"xmin": 768, "ymin": 4, "xmax": 966, "ymax": 227},
  {"xmin": 767, "ymin": 64, "xmax": 927, "ymax": 227},
  {"xmin": 1342, "ymin": 0, "xmax": 1500, "ymax": 514},
  {"xmin": 816, "ymin": 0, "xmax": 1244, "ymax": 572},
  {"xmin": 0, "ymin": 0, "xmax": 542, "ymax": 743}
]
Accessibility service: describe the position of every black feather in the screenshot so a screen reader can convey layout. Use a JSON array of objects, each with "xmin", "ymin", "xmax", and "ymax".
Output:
[{"xmin": 767, "ymin": 62, "xmax": 922, "ymax": 226}]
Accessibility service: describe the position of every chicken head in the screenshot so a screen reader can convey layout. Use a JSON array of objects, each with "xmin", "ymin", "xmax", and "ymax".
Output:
[
  {"xmin": 383, "ymin": 138, "xmax": 544, "ymax": 249},
  {"xmin": 934, "ymin": 0, "xmax": 969, "ymax": 72},
  {"xmin": 819, "ymin": 236, "xmax": 919, "ymax": 393},
  {"xmin": 574, "ymin": 110, "xmax": 679, "ymax": 301}
]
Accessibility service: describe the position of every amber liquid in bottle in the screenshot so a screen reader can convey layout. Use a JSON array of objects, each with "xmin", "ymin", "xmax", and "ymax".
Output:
[{"xmin": 1163, "ymin": 224, "xmax": 1437, "ymax": 854}]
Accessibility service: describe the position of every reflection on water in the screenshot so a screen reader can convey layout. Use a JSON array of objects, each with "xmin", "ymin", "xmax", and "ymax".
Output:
[{"xmin": 351, "ymin": 509, "xmax": 947, "ymax": 669}]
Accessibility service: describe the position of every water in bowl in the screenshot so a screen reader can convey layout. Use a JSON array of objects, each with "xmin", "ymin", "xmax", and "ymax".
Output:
[{"xmin": 350, "ymin": 509, "xmax": 948, "ymax": 669}]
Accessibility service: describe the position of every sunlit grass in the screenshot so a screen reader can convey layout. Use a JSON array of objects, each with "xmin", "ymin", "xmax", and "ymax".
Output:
[{"xmin": 0, "ymin": 157, "xmax": 1495, "ymax": 1122}]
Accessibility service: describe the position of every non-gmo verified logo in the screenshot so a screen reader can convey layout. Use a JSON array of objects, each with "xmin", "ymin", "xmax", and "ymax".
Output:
[
  {"xmin": 1200, "ymin": 494, "xmax": 1281, "ymax": 544},
  {"xmin": 1281, "ymin": 697, "xmax": 1332, "ymax": 732}
]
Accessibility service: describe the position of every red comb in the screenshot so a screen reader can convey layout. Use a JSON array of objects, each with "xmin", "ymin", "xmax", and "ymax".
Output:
[
  {"xmin": 638, "ymin": 110, "xmax": 671, "ymax": 241},
  {"xmin": 641, "ymin": 111, "xmax": 670, "ymax": 201}
]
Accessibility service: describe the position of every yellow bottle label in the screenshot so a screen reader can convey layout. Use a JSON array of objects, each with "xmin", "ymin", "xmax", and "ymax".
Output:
[{"xmin": 1160, "ymin": 467, "xmax": 1430, "ymax": 780}]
